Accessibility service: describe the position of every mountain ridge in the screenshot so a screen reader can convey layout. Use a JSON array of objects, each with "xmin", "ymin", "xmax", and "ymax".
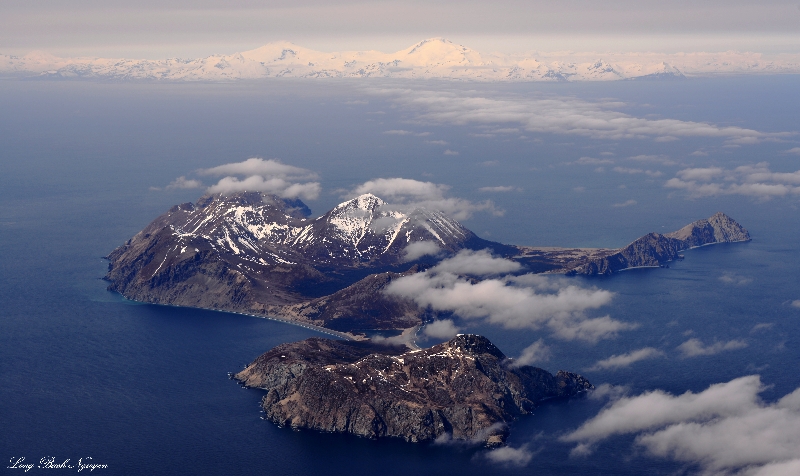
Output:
[{"xmin": 5, "ymin": 37, "xmax": 800, "ymax": 81}]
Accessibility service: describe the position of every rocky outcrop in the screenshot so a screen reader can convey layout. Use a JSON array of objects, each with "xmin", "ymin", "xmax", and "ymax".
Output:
[
  {"xmin": 664, "ymin": 212, "xmax": 751, "ymax": 247},
  {"xmin": 234, "ymin": 335, "xmax": 593, "ymax": 446},
  {"xmin": 567, "ymin": 212, "xmax": 750, "ymax": 275}
]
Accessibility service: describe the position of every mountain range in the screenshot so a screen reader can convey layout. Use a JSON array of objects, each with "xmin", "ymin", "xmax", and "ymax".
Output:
[
  {"xmin": 105, "ymin": 191, "xmax": 750, "ymax": 337},
  {"xmin": 5, "ymin": 38, "xmax": 800, "ymax": 81}
]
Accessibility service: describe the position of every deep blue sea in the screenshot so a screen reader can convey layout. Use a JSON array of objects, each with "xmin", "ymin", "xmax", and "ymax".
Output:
[{"xmin": 1, "ymin": 77, "xmax": 799, "ymax": 475}]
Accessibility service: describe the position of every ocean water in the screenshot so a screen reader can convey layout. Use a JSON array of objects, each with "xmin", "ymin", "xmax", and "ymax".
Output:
[{"xmin": 1, "ymin": 77, "xmax": 799, "ymax": 475}]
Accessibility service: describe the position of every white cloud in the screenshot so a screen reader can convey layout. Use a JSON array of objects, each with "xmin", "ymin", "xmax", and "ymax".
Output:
[
  {"xmin": 666, "ymin": 162, "xmax": 800, "ymax": 200},
  {"xmin": 349, "ymin": 177, "xmax": 501, "ymax": 220},
  {"xmin": 613, "ymin": 199, "xmax": 637, "ymax": 208},
  {"xmin": 402, "ymin": 241, "xmax": 442, "ymax": 262},
  {"xmin": 432, "ymin": 249, "xmax": 522, "ymax": 276},
  {"xmin": 751, "ymin": 323, "xmax": 774, "ymax": 333},
  {"xmin": 587, "ymin": 347, "xmax": 665, "ymax": 371},
  {"xmin": 575, "ymin": 156, "xmax": 614, "ymax": 165},
  {"xmin": 422, "ymin": 319, "xmax": 460, "ymax": 340},
  {"xmin": 196, "ymin": 158, "xmax": 321, "ymax": 200},
  {"xmin": 425, "ymin": 139, "xmax": 448, "ymax": 145},
  {"xmin": 562, "ymin": 376, "xmax": 800, "ymax": 475},
  {"xmin": 370, "ymin": 333, "xmax": 415, "ymax": 348},
  {"xmin": 677, "ymin": 167, "xmax": 725, "ymax": 181},
  {"xmin": 383, "ymin": 129, "xmax": 413, "ymax": 135},
  {"xmin": 783, "ymin": 147, "xmax": 800, "ymax": 155},
  {"xmin": 677, "ymin": 338, "xmax": 748, "ymax": 357},
  {"xmin": 589, "ymin": 383, "xmax": 631, "ymax": 401},
  {"xmin": 479, "ymin": 185, "xmax": 517, "ymax": 192},
  {"xmin": 376, "ymin": 88, "xmax": 790, "ymax": 144},
  {"xmin": 792, "ymin": 300, "xmax": 800, "ymax": 309},
  {"xmin": 613, "ymin": 166, "xmax": 662, "ymax": 177},
  {"xmin": 511, "ymin": 339, "xmax": 551, "ymax": 367},
  {"xmin": 198, "ymin": 158, "xmax": 317, "ymax": 180},
  {"xmin": 165, "ymin": 176, "xmax": 203, "ymax": 190},
  {"xmin": 485, "ymin": 445, "xmax": 533, "ymax": 467},
  {"xmin": 385, "ymin": 252, "xmax": 633, "ymax": 342},
  {"xmin": 443, "ymin": 149, "xmax": 459, "ymax": 155},
  {"xmin": 628, "ymin": 154, "xmax": 677, "ymax": 166},
  {"xmin": 206, "ymin": 176, "xmax": 321, "ymax": 200},
  {"xmin": 719, "ymin": 273, "xmax": 753, "ymax": 285},
  {"xmin": 353, "ymin": 177, "xmax": 449, "ymax": 200}
]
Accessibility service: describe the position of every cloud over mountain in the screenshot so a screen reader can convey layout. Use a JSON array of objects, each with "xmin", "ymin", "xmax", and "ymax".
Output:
[
  {"xmin": 197, "ymin": 158, "xmax": 321, "ymax": 200},
  {"xmin": 348, "ymin": 177, "xmax": 500, "ymax": 220}
]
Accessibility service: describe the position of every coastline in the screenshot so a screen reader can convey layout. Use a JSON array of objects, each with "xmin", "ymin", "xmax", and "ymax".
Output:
[{"xmin": 118, "ymin": 296, "xmax": 358, "ymax": 341}]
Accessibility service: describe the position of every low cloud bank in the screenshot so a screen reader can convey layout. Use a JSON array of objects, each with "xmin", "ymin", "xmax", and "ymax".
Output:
[
  {"xmin": 376, "ymin": 88, "xmax": 789, "ymax": 145},
  {"xmin": 385, "ymin": 250, "xmax": 633, "ymax": 342},
  {"xmin": 665, "ymin": 162, "xmax": 800, "ymax": 200},
  {"xmin": 562, "ymin": 375, "xmax": 800, "ymax": 475},
  {"xmin": 348, "ymin": 177, "xmax": 501, "ymax": 220}
]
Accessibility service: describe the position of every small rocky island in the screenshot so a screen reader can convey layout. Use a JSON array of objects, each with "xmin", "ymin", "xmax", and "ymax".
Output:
[{"xmin": 234, "ymin": 334, "xmax": 593, "ymax": 446}]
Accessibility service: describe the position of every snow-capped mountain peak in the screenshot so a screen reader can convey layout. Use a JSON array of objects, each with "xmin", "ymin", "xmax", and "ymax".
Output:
[
  {"xmin": 134, "ymin": 192, "xmax": 482, "ymax": 269},
  {"xmin": 398, "ymin": 37, "xmax": 486, "ymax": 67}
]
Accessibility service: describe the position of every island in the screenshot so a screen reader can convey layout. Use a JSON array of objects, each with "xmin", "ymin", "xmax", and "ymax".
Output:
[
  {"xmin": 233, "ymin": 334, "xmax": 593, "ymax": 446},
  {"xmin": 105, "ymin": 191, "xmax": 751, "ymax": 338}
]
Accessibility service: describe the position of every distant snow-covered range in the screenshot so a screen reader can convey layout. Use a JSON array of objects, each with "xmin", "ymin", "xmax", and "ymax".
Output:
[{"xmin": 3, "ymin": 38, "xmax": 800, "ymax": 82}]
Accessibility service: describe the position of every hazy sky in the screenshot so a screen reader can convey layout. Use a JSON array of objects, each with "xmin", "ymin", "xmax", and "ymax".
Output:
[{"xmin": 2, "ymin": 0, "xmax": 800, "ymax": 58}]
